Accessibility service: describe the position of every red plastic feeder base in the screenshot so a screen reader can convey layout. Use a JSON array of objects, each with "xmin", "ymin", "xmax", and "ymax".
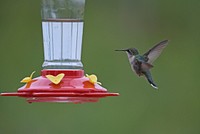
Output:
[{"xmin": 0, "ymin": 70, "xmax": 119, "ymax": 103}]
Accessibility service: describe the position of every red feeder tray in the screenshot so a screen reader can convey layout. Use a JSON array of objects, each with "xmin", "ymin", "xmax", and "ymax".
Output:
[{"xmin": 0, "ymin": 70, "xmax": 119, "ymax": 103}]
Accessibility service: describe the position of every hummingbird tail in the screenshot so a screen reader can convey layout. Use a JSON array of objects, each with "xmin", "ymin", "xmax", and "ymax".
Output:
[
  {"xmin": 144, "ymin": 71, "xmax": 158, "ymax": 89},
  {"xmin": 150, "ymin": 82, "xmax": 158, "ymax": 89}
]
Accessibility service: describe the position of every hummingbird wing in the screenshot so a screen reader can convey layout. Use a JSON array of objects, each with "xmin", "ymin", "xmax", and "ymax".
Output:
[{"xmin": 143, "ymin": 40, "xmax": 169, "ymax": 64}]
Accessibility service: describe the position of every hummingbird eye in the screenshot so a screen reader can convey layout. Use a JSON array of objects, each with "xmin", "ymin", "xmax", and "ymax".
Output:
[
  {"xmin": 127, "ymin": 49, "xmax": 134, "ymax": 55},
  {"xmin": 127, "ymin": 49, "xmax": 132, "ymax": 54}
]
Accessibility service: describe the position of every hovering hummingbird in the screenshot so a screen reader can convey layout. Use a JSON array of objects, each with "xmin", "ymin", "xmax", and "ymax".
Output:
[{"xmin": 115, "ymin": 40, "xmax": 169, "ymax": 89}]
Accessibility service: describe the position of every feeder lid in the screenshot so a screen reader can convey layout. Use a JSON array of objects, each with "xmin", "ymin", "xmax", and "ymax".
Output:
[{"xmin": 0, "ymin": 70, "xmax": 119, "ymax": 103}]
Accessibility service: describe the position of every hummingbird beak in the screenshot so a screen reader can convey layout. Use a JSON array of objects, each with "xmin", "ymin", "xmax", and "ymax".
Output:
[{"xmin": 115, "ymin": 49, "xmax": 128, "ymax": 52}]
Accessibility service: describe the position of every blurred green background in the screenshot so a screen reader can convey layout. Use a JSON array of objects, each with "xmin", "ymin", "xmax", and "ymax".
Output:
[{"xmin": 0, "ymin": 0, "xmax": 200, "ymax": 134}]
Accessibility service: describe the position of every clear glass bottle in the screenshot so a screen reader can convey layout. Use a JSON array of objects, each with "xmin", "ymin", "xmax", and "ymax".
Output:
[{"xmin": 41, "ymin": 0, "xmax": 85, "ymax": 69}]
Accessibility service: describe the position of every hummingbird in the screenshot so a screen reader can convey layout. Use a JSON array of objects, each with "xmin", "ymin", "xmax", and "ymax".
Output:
[{"xmin": 115, "ymin": 40, "xmax": 169, "ymax": 89}]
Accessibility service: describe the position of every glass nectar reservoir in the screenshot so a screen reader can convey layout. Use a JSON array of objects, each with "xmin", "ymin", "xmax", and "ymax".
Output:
[{"xmin": 41, "ymin": 0, "xmax": 85, "ymax": 69}]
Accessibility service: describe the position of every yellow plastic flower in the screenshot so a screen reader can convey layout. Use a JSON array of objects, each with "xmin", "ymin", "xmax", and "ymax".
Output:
[
  {"xmin": 86, "ymin": 74, "xmax": 102, "ymax": 85},
  {"xmin": 46, "ymin": 73, "xmax": 65, "ymax": 85},
  {"xmin": 20, "ymin": 71, "xmax": 35, "ymax": 83}
]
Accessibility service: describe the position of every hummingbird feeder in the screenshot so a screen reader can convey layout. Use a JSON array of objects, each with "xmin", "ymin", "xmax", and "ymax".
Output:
[{"xmin": 0, "ymin": 0, "xmax": 119, "ymax": 103}]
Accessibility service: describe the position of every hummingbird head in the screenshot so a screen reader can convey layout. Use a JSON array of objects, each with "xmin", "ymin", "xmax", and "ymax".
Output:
[{"xmin": 115, "ymin": 48, "xmax": 139, "ymax": 56}]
